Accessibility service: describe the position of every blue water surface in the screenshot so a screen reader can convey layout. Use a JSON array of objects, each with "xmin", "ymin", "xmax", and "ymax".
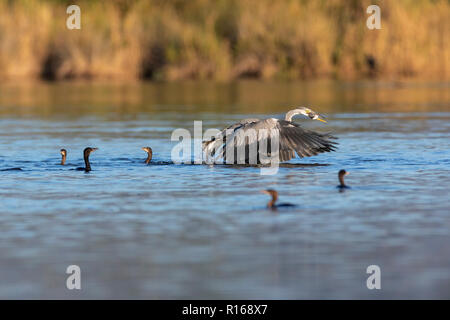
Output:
[{"xmin": 0, "ymin": 82, "xmax": 449, "ymax": 299}]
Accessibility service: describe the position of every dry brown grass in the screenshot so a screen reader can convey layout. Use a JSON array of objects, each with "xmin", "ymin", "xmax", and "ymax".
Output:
[{"xmin": 0, "ymin": 0, "xmax": 448, "ymax": 81}]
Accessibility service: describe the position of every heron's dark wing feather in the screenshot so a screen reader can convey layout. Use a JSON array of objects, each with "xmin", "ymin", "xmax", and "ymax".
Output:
[{"xmin": 276, "ymin": 120, "xmax": 338, "ymax": 158}]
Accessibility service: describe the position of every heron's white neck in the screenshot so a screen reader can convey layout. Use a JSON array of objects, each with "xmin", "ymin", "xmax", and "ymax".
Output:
[{"xmin": 285, "ymin": 108, "xmax": 308, "ymax": 121}]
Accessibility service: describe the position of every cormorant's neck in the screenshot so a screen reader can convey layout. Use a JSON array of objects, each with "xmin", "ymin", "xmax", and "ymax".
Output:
[
  {"xmin": 84, "ymin": 154, "xmax": 91, "ymax": 172},
  {"xmin": 61, "ymin": 155, "xmax": 66, "ymax": 165},
  {"xmin": 268, "ymin": 193, "xmax": 278, "ymax": 208},
  {"xmin": 339, "ymin": 175, "xmax": 346, "ymax": 187},
  {"xmin": 145, "ymin": 153, "xmax": 152, "ymax": 164}
]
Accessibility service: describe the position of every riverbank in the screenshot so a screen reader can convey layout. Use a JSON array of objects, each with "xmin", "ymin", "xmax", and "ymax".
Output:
[{"xmin": 0, "ymin": 0, "xmax": 448, "ymax": 81}]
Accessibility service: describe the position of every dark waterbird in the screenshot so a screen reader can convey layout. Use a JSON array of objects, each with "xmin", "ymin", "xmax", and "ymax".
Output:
[
  {"xmin": 0, "ymin": 167, "xmax": 22, "ymax": 171},
  {"xmin": 203, "ymin": 107, "xmax": 337, "ymax": 164},
  {"xmin": 75, "ymin": 147, "xmax": 98, "ymax": 172},
  {"xmin": 261, "ymin": 189, "xmax": 296, "ymax": 210},
  {"xmin": 337, "ymin": 169, "xmax": 350, "ymax": 189},
  {"xmin": 60, "ymin": 149, "xmax": 67, "ymax": 165},
  {"xmin": 142, "ymin": 147, "xmax": 153, "ymax": 164}
]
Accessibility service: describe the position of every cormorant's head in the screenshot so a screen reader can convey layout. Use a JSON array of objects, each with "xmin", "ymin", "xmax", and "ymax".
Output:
[
  {"xmin": 261, "ymin": 189, "xmax": 278, "ymax": 198},
  {"xmin": 142, "ymin": 147, "xmax": 153, "ymax": 154},
  {"xmin": 84, "ymin": 147, "xmax": 98, "ymax": 157},
  {"xmin": 261, "ymin": 189, "xmax": 279, "ymax": 208},
  {"xmin": 338, "ymin": 169, "xmax": 349, "ymax": 179},
  {"xmin": 60, "ymin": 149, "xmax": 67, "ymax": 156}
]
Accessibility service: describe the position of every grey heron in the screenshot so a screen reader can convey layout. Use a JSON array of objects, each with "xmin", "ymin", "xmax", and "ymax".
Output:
[{"xmin": 203, "ymin": 107, "xmax": 337, "ymax": 164}]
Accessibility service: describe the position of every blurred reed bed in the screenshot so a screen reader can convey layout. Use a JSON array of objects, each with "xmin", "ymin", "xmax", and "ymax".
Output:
[{"xmin": 0, "ymin": 0, "xmax": 448, "ymax": 81}]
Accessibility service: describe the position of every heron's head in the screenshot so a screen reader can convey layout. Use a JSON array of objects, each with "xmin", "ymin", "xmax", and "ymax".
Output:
[
  {"xmin": 84, "ymin": 147, "xmax": 98, "ymax": 157},
  {"xmin": 303, "ymin": 107, "xmax": 327, "ymax": 123},
  {"xmin": 142, "ymin": 147, "xmax": 153, "ymax": 154},
  {"xmin": 60, "ymin": 149, "xmax": 67, "ymax": 156},
  {"xmin": 338, "ymin": 169, "xmax": 349, "ymax": 179},
  {"xmin": 286, "ymin": 107, "xmax": 327, "ymax": 123}
]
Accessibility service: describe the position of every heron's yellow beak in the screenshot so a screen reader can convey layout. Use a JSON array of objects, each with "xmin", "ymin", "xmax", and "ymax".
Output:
[{"xmin": 306, "ymin": 108, "xmax": 328, "ymax": 123}]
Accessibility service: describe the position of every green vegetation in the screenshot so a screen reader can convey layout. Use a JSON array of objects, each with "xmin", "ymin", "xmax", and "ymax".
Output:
[{"xmin": 0, "ymin": 0, "xmax": 448, "ymax": 81}]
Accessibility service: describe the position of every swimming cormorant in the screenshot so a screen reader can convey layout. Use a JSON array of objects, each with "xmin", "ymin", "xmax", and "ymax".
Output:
[
  {"xmin": 76, "ymin": 147, "xmax": 98, "ymax": 172},
  {"xmin": 60, "ymin": 149, "xmax": 67, "ymax": 165},
  {"xmin": 261, "ymin": 189, "xmax": 296, "ymax": 210},
  {"xmin": 337, "ymin": 169, "xmax": 350, "ymax": 189},
  {"xmin": 142, "ymin": 147, "xmax": 153, "ymax": 164}
]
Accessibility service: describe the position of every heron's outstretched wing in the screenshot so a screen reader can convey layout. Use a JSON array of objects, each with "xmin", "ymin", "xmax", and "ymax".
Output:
[
  {"xmin": 202, "ymin": 118, "xmax": 260, "ymax": 157},
  {"xmin": 204, "ymin": 118, "xmax": 337, "ymax": 163},
  {"xmin": 276, "ymin": 119, "xmax": 338, "ymax": 158}
]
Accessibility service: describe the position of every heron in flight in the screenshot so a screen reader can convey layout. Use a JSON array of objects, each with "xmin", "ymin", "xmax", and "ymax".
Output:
[{"xmin": 203, "ymin": 107, "xmax": 337, "ymax": 164}]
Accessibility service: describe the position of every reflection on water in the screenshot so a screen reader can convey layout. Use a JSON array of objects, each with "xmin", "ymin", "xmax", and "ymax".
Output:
[
  {"xmin": 0, "ymin": 81, "xmax": 449, "ymax": 299},
  {"xmin": 1, "ymin": 80, "xmax": 449, "ymax": 117}
]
